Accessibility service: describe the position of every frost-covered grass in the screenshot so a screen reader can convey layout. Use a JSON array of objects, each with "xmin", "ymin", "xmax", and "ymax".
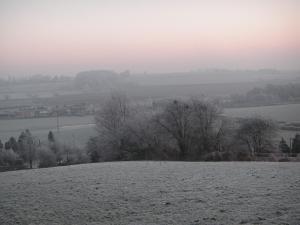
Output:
[{"xmin": 0, "ymin": 161, "xmax": 299, "ymax": 225}]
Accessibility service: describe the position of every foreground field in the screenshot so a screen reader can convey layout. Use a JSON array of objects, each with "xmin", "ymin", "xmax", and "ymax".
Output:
[{"xmin": 0, "ymin": 162, "xmax": 299, "ymax": 225}]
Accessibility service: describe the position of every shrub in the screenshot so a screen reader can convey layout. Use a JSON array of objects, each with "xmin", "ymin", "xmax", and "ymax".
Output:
[
  {"xmin": 0, "ymin": 149, "xmax": 25, "ymax": 171},
  {"xmin": 38, "ymin": 147, "xmax": 57, "ymax": 168},
  {"xmin": 237, "ymin": 117, "xmax": 277, "ymax": 156},
  {"xmin": 203, "ymin": 152, "xmax": 222, "ymax": 161},
  {"xmin": 0, "ymin": 149, "xmax": 20, "ymax": 166},
  {"xmin": 60, "ymin": 146, "xmax": 89, "ymax": 165},
  {"xmin": 221, "ymin": 151, "xmax": 234, "ymax": 161},
  {"xmin": 86, "ymin": 137, "xmax": 101, "ymax": 162},
  {"xmin": 278, "ymin": 158, "xmax": 290, "ymax": 162},
  {"xmin": 236, "ymin": 151, "xmax": 252, "ymax": 161},
  {"xmin": 73, "ymin": 148, "xmax": 89, "ymax": 164}
]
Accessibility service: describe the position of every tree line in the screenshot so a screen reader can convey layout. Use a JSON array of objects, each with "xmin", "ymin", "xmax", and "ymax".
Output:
[
  {"xmin": 227, "ymin": 83, "xmax": 300, "ymax": 107},
  {"xmin": 1, "ymin": 93, "xmax": 299, "ymax": 171},
  {"xmin": 0, "ymin": 130, "xmax": 88, "ymax": 171},
  {"xmin": 86, "ymin": 93, "xmax": 290, "ymax": 162}
]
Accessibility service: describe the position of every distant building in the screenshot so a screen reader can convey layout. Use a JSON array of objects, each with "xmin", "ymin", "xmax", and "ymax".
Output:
[
  {"xmin": 0, "ymin": 111, "xmax": 14, "ymax": 119},
  {"xmin": 15, "ymin": 110, "xmax": 35, "ymax": 119}
]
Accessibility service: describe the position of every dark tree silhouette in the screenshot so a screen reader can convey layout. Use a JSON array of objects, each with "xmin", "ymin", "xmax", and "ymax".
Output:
[
  {"xmin": 279, "ymin": 138, "xmax": 290, "ymax": 154},
  {"xmin": 155, "ymin": 100, "xmax": 193, "ymax": 160},
  {"xmin": 292, "ymin": 134, "xmax": 300, "ymax": 153},
  {"xmin": 48, "ymin": 131, "xmax": 55, "ymax": 143},
  {"xmin": 18, "ymin": 129, "xmax": 37, "ymax": 169},
  {"xmin": 9, "ymin": 137, "xmax": 18, "ymax": 153},
  {"xmin": 237, "ymin": 117, "xmax": 277, "ymax": 156}
]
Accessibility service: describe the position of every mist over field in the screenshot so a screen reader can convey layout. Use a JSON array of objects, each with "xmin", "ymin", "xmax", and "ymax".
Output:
[{"xmin": 1, "ymin": 0, "xmax": 299, "ymax": 225}]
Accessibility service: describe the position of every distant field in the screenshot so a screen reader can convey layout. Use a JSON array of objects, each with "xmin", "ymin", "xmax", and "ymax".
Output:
[
  {"xmin": 225, "ymin": 103, "xmax": 300, "ymax": 141},
  {"xmin": 0, "ymin": 116, "xmax": 96, "ymax": 147},
  {"xmin": 0, "ymin": 161, "xmax": 299, "ymax": 225},
  {"xmin": 224, "ymin": 103, "xmax": 300, "ymax": 123}
]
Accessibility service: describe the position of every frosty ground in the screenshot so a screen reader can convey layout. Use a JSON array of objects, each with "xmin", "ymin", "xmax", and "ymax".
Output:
[{"xmin": 0, "ymin": 162, "xmax": 299, "ymax": 225}]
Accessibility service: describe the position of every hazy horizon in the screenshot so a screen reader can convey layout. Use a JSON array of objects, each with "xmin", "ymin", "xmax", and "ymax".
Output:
[{"xmin": 1, "ymin": 0, "xmax": 299, "ymax": 77}]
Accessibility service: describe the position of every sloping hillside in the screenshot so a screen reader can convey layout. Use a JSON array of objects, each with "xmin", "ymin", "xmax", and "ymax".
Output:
[{"xmin": 0, "ymin": 162, "xmax": 299, "ymax": 225}]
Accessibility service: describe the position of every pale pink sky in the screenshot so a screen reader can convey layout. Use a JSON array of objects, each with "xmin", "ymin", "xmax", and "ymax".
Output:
[{"xmin": 0, "ymin": 0, "xmax": 299, "ymax": 76}]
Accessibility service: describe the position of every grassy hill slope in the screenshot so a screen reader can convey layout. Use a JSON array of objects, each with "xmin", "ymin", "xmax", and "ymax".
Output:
[{"xmin": 0, "ymin": 161, "xmax": 299, "ymax": 225}]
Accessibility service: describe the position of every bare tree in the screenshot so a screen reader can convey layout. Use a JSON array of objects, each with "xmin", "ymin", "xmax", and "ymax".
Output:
[
  {"xmin": 155, "ymin": 98, "xmax": 223, "ymax": 160},
  {"xmin": 94, "ymin": 92, "xmax": 132, "ymax": 160},
  {"xmin": 18, "ymin": 129, "xmax": 37, "ymax": 168},
  {"xmin": 155, "ymin": 100, "xmax": 195, "ymax": 160},
  {"xmin": 92, "ymin": 94, "xmax": 228, "ymax": 161},
  {"xmin": 126, "ymin": 105, "xmax": 168, "ymax": 160},
  {"xmin": 95, "ymin": 92, "xmax": 130, "ymax": 132},
  {"xmin": 237, "ymin": 117, "xmax": 277, "ymax": 156},
  {"xmin": 190, "ymin": 99, "xmax": 222, "ymax": 156}
]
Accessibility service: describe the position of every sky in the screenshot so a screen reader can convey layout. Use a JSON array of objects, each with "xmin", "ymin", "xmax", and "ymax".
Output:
[{"xmin": 0, "ymin": 0, "xmax": 299, "ymax": 76}]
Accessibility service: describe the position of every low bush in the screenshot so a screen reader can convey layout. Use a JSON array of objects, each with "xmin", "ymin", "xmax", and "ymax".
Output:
[
  {"xmin": 38, "ymin": 147, "xmax": 57, "ymax": 168},
  {"xmin": 0, "ymin": 149, "xmax": 25, "ymax": 171},
  {"xmin": 236, "ymin": 151, "xmax": 253, "ymax": 161}
]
